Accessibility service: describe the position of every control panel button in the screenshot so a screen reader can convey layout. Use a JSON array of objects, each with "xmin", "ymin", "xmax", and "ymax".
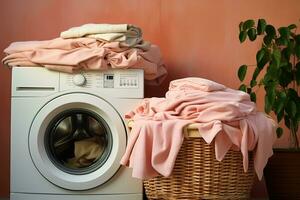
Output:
[
  {"xmin": 119, "ymin": 75, "xmax": 138, "ymax": 88},
  {"xmin": 72, "ymin": 74, "xmax": 86, "ymax": 86}
]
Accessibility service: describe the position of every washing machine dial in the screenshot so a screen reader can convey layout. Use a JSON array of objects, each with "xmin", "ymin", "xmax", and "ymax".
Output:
[{"xmin": 72, "ymin": 74, "xmax": 86, "ymax": 86}]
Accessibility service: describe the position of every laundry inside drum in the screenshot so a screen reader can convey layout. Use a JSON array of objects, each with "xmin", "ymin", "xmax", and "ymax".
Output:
[{"xmin": 45, "ymin": 109, "xmax": 113, "ymax": 174}]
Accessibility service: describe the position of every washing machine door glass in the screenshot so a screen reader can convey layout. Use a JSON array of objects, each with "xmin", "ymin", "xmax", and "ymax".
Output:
[
  {"xmin": 29, "ymin": 93, "xmax": 127, "ymax": 190},
  {"xmin": 45, "ymin": 109, "xmax": 112, "ymax": 175}
]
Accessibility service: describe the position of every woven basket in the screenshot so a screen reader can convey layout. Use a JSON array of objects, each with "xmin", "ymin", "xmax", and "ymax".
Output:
[{"xmin": 143, "ymin": 124, "xmax": 255, "ymax": 200}]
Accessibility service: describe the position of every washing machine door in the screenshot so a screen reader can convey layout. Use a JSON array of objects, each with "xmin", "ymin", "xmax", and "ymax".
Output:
[{"xmin": 29, "ymin": 93, "xmax": 127, "ymax": 190}]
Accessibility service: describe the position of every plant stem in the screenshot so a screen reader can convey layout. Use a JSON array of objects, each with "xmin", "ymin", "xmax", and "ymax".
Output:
[
  {"xmin": 293, "ymin": 55, "xmax": 296, "ymax": 90},
  {"xmin": 290, "ymin": 119, "xmax": 299, "ymax": 149}
]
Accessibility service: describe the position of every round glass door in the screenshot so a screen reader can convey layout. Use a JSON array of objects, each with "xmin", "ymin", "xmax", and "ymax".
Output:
[
  {"xmin": 45, "ymin": 109, "xmax": 112, "ymax": 175},
  {"xmin": 29, "ymin": 93, "xmax": 127, "ymax": 190}
]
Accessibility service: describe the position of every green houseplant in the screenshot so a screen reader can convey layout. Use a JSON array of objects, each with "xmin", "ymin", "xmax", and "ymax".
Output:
[
  {"xmin": 237, "ymin": 19, "xmax": 300, "ymax": 199},
  {"xmin": 237, "ymin": 19, "xmax": 300, "ymax": 148}
]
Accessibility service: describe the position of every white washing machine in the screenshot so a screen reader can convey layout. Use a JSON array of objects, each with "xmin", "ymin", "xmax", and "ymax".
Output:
[{"xmin": 10, "ymin": 67, "xmax": 144, "ymax": 200}]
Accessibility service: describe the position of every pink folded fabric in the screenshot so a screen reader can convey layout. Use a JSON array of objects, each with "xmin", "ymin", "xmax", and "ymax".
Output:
[
  {"xmin": 2, "ymin": 37, "xmax": 167, "ymax": 85},
  {"xmin": 120, "ymin": 77, "xmax": 276, "ymax": 180}
]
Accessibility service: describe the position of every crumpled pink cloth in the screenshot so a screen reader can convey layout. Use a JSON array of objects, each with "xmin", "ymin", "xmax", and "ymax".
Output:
[
  {"xmin": 120, "ymin": 77, "xmax": 276, "ymax": 180},
  {"xmin": 2, "ymin": 37, "xmax": 167, "ymax": 85}
]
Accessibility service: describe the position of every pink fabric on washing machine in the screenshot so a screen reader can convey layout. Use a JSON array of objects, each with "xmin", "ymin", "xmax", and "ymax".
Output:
[
  {"xmin": 2, "ymin": 37, "xmax": 167, "ymax": 85},
  {"xmin": 120, "ymin": 77, "xmax": 276, "ymax": 180}
]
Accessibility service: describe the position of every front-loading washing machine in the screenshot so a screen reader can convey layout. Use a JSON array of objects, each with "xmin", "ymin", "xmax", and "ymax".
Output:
[{"xmin": 10, "ymin": 67, "xmax": 144, "ymax": 200}]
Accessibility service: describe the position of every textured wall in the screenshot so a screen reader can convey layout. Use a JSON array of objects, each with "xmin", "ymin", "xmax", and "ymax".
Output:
[{"xmin": 1, "ymin": 0, "xmax": 300, "ymax": 198}]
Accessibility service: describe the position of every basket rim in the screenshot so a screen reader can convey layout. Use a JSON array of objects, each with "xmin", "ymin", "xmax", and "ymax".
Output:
[{"xmin": 127, "ymin": 120, "xmax": 201, "ymax": 138}]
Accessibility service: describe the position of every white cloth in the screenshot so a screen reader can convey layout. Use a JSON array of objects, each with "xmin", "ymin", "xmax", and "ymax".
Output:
[
  {"xmin": 61, "ymin": 24, "xmax": 128, "ymax": 38},
  {"xmin": 60, "ymin": 24, "xmax": 142, "ymax": 47}
]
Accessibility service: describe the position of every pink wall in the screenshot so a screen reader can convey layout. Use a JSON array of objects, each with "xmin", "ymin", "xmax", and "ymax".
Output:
[{"xmin": 1, "ymin": 0, "xmax": 300, "ymax": 198}]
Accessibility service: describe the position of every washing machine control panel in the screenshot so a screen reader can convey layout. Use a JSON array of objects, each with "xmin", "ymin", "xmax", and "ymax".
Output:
[
  {"xmin": 64, "ymin": 70, "xmax": 142, "ymax": 89},
  {"xmin": 61, "ymin": 69, "xmax": 144, "ymax": 98},
  {"xmin": 11, "ymin": 67, "xmax": 144, "ymax": 98},
  {"xmin": 102, "ymin": 73, "xmax": 140, "ymax": 88}
]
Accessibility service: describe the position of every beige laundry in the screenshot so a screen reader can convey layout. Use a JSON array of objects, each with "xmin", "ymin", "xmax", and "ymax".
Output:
[
  {"xmin": 67, "ymin": 136, "xmax": 105, "ymax": 168},
  {"xmin": 60, "ymin": 24, "xmax": 142, "ymax": 47}
]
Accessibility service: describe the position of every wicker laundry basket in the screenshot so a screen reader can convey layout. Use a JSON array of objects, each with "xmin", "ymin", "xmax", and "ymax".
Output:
[{"xmin": 142, "ymin": 124, "xmax": 256, "ymax": 200}]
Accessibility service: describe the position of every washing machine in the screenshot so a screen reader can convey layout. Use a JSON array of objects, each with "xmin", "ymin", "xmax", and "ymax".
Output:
[{"xmin": 10, "ymin": 67, "xmax": 144, "ymax": 200}]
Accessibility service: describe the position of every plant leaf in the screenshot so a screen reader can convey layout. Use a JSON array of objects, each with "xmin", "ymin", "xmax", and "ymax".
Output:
[
  {"xmin": 238, "ymin": 84, "xmax": 247, "ymax": 92},
  {"xmin": 278, "ymin": 27, "xmax": 290, "ymax": 38},
  {"xmin": 252, "ymin": 67, "xmax": 261, "ymax": 80},
  {"xmin": 263, "ymin": 35, "xmax": 272, "ymax": 46},
  {"xmin": 257, "ymin": 19, "xmax": 267, "ymax": 35},
  {"xmin": 267, "ymin": 87, "xmax": 276, "ymax": 106},
  {"xmin": 256, "ymin": 48, "xmax": 265, "ymax": 64},
  {"xmin": 296, "ymin": 114, "xmax": 300, "ymax": 126},
  {"xmin": 296, "ymin": 105, "xmax": 300, "ymax": 125},
  {"xmin": 264, "ymin": 81, "xmax": 276, "ymax": 114},
  {"xmin": 276, "ymin": 127, "xmax": 283, "ymax": 138},
  {"xmin": 278, "ymin": 91, "xmax": 287, "ymax": 102},
  {"xmin": 278, "ymin": 65, "xmax": 293, "ymax": 87},
  {"xmin": 238, "ymin": 65, "xmax": 247, "ymax": 81},
  {"xmin": 277, "ymin": 109, "xmax": 284, "ymax": 123},
  {"xmin": 266, "ymin": 67, "xmax": 278, "ymax": 81},
  {"xmin": 284, "ymin": 115, "xmax": 291, "ymax": 128},
  {"xmin": 257, "ymin": 50, "xmax": 270, "ymax": 69},
  {"xmin": 239, "ymin": 31, "xmax": 247, "ymax": 43},
  {"xmin": 296, "ymin": 62, "xmax": 300, "ymax": 85},
  {"xmin": 264, "ymin": 94, "xmax": 272, "ymax": 114},
  {"xmin": 265, "ymin": 25, "xmax": 276, "ymax": 38},
  {"xmin": 239, "ymin": 22, "xmax": 244, "ymax": 32},
  {"xmin": 295, "ymin": 43, "xmax": 300, "ymax": 58},
  {"xmin": 247, "ymin": 28, "xmax": 257, "ymax": 41},
  {"xmin": 282, "ymin": 47, "xmax": 292, "ymax": 61},
  {"xmin": 286, "ymin": 99, "xmax": 297, "ymax": 118},
  {"xmin": 288, "ymin": 24, "xmax": 297, "ymax": 30},
  {"xmin": 272, "ymin": 48, "xmax": 281, "ymax": 67},
  {"xmin": 250, "ymin": 92, "xmax": 256, "ymax": 102},
  {"xmin": 250, "ymin": 79, "xmax": 257, "ymax": 87},
  {"xmin": 265, "ymin": 82, "xmax": 276, "ymax": 113},
  {"xmin": 287, "ymin": 39, "xmax": 295, "ymax": 51},
  {"xmin": 275, "ymin": 91, "xmax": 287, "ymax": 114},
  {"xmin": 287, "ymin": 88, "xmax": 298, "ymax": 100},
  {"xmin": 275, "ymin": 36, "xmax": 288, "ymax": 46},
  {"xmin": 294, "ymin": 34, "xmax": 300, "ymax": 44},
  {"xmin": 242, "ymin": 19, "xmax": 255, "ymax": 30}
]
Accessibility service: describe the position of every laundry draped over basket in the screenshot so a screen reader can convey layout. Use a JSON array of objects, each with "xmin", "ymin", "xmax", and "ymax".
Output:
[
  {"xmin": 120, "ymin": 78, "xmax": 276, "ymax": 180},
  {"xmin": 2, "ymin": 24, "xmax": 167, "ymax": 85}
]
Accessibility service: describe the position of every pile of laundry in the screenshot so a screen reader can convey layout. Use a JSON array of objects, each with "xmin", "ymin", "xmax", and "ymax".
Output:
[
  {"xmin": 2, "ymin": 24, "xmax": 167, "ymax": 85},
  {"xmin": 120, "ymin": 77, "xmax": 276, "ymax": 180}
]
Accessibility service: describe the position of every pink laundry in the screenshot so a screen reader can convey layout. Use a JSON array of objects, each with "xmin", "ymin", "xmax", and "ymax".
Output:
[
  {"xmin": 120, "ymin": 77, "xmax": 276, "ymax": 180},
  {"xmin": 2, "ymin": 37, "xmax": 167, "ymax": 85}
]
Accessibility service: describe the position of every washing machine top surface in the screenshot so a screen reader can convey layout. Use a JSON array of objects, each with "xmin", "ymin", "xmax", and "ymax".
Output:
[{"xmin": 12, "ymin": 67, "xmax": 144, "ymax": 98}]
